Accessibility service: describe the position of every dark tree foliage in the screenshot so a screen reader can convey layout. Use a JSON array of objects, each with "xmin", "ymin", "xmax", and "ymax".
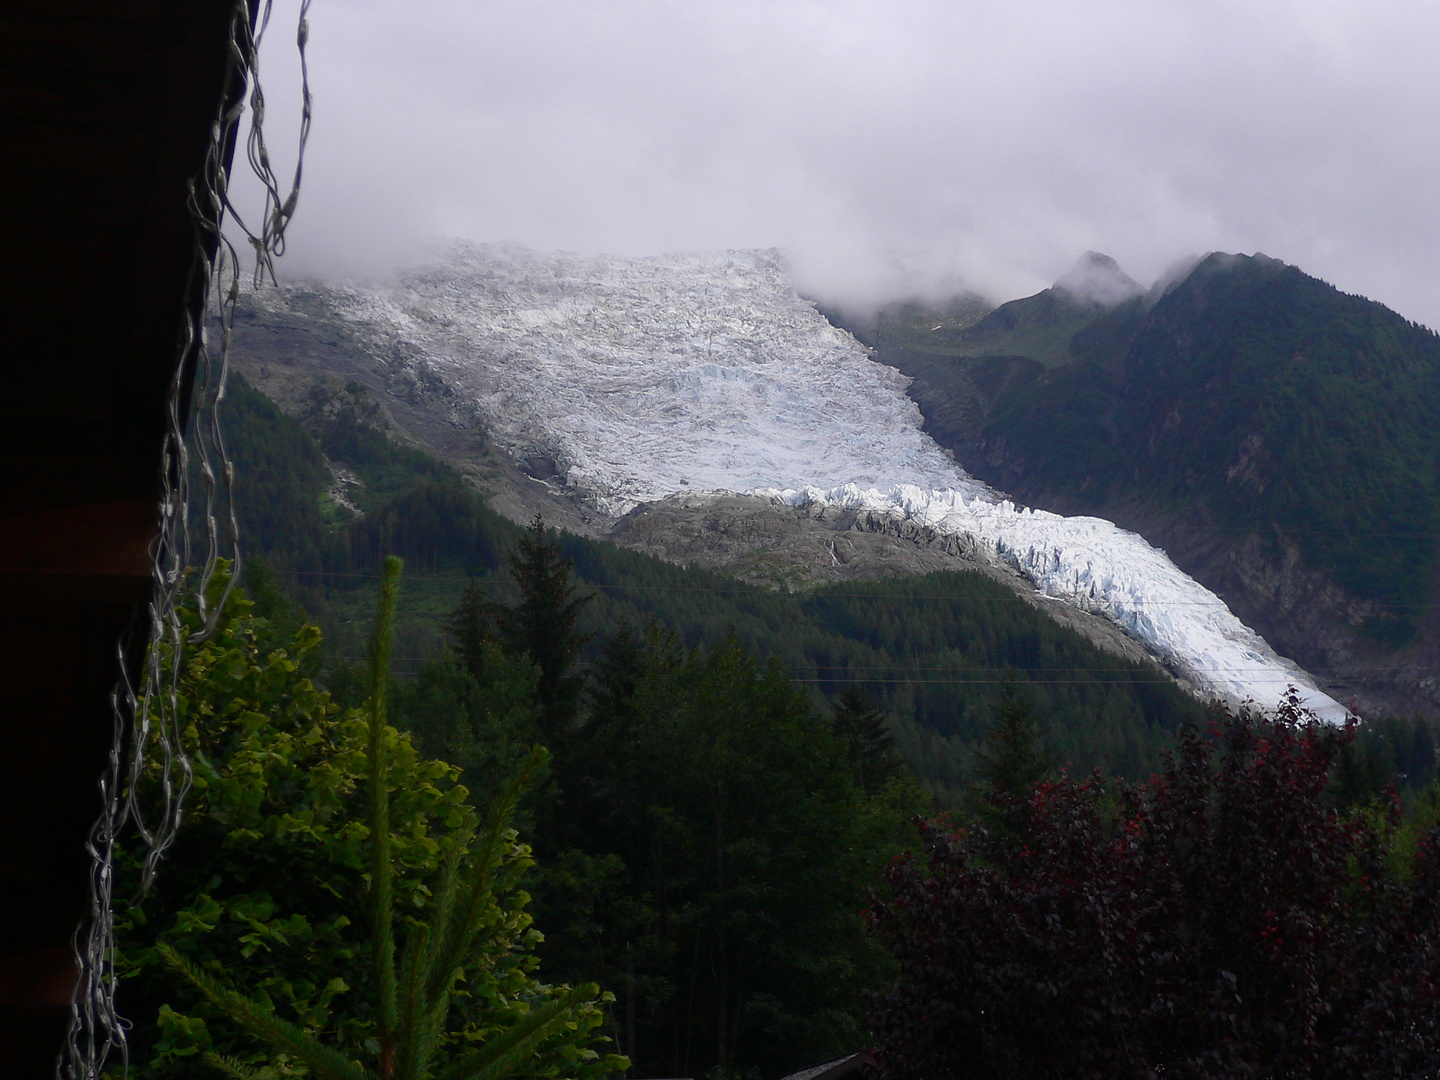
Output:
[
  {"xmin": 972, "ymin": 681, "xmax": 1053, "ymax": 837},
  {"xmin": 832, "ymin": 686, "xmax": 903, "ymax": 795},
  {"xmin": 1330, "ymin": 714, "xmax": 1439, "ymax": 811},
  {"xmin": 585, "ymin": 621, "xmax": 649, "ymax": 735},
  {"xmin": 340, "ymin": 482, "xmax": 503, "ymax": 578},
  {"xmin": 390, "ymin": 575, "xmax": 547, "ymax": 819},
  {"xmin": 491, "ymin": 516, "xmax": 595, "ymax": 741},
  {"xmin": 446, "ymin": 577, "xmax": 496, "ymax": 680},
  {"xmin": 392, "ymin": 645, "xmax": 541, "ymax": 815},
  {"xmin": 535, "ymin": 632, "xmax": 916, "ymax": 1080},
  {"xmin": 218, "ymin": 373, "xmax": 330, "ymax": 566},
  {"xmin": 867, "ymin": 695, "xmax": 1440, "ymax": 1080},
  {"xmin": 974, "ymin": 681, "xmax": 1051, "ymax": 801},
  {"xmin": 316, "ymin": 404, "xmax": 457, "ymax": 512},
  {"xmin": 1331, "ymin": 734, "xmax": 1395, "ymax": 813},
  {"xmin": 553, "ymin": 621, "xmax": 652, "ymax": 825}
]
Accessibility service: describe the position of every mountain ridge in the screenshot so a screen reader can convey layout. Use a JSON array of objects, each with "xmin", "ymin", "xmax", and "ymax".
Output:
[{"xmin": 843, "ymin": 251, "xmax": 1440, "ymax": 717}]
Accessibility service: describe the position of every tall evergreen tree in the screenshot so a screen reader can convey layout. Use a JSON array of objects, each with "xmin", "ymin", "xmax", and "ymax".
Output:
[
  {"xmin": 393, "ymin": 646, "xmax": 541, "ymax": 812},
  {"xmin": 975, "ymin": 681, "xmax": 1052, "ymax": 824},
  {"xmin": 832, "ymin": 686, "xmax": 902, "ymax": 794},
  {"xmin": 445, "ymin": 577, "xmax": 495, "ymax": 682},
  {"xmin": 492, "ymin": 515, "xmax": 595, "ymax": 742},
  {"xmin": 586, "ymin": 622, "xmax": 650, "ymax": 733}
]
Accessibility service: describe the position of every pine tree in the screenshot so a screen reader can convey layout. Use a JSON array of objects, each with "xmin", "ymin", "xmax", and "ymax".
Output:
[
  {"xmin": 831, "ymin": 686, "xmax": 902, "ymax": 794},
  {"xmin": 445, "ymin": 577, "xmax": 495, "ymax": 682},
  {"xmin": 974, "ymin": 681, "xmax": 1051, "ymax": 815},
  {"xmin": 492, "ymin": 515, "xmax": 594, "ymax": 742}
]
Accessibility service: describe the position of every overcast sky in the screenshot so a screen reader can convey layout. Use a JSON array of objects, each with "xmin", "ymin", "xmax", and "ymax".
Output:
[{"xmin": 238, "ymin": 0, "xmax": 1440, "ymax": 324}]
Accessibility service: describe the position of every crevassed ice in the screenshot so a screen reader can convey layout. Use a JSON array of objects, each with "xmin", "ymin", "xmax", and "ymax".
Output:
[
  {"xmin": 765, "ymin": 485, "xmax": 1345, "ymax": 722},
  {"xmin": 276, "ymin": 241, "xmax": 1345, "ymax": 721},
  {"xmin": 331, "ymin": 244, "xmax": 977, "ymax": 511}
]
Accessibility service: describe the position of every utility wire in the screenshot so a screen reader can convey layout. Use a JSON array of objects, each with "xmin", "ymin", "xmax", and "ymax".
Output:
[{"xmin": 267, "ymin": 567, "xmax": 1437, "ymax": 611}]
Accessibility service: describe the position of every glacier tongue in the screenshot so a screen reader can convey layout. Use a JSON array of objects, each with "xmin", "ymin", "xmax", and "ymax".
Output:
[
  {"xmin": 271, "ymin": 241, "xmax": 1345, "ymax": 721},
  {"xmin": 768, "ymin": 485, "xmax": 1345, "ymax": 722}
]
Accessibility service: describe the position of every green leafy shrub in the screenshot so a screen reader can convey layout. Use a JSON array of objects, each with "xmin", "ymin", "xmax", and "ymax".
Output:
[{"xmin": 111, "ymin": 565, "xmax": 626, "ymax": 1079}]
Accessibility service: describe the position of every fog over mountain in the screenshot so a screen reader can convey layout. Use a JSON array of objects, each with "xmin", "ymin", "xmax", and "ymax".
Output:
[
  {"xmin": 241, "ymin": 1, "xmax": 1440, "ymax": 329},
  {"xmin": 1054, "ymin": 253, "xmax": 1146, "ymax": 308},
  {"xmin": 218, "ymin": 1, "xmax": 1440, "ymax": 724}
]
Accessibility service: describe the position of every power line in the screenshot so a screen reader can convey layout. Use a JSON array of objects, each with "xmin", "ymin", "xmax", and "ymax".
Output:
[
  {"xmin": 359, "ymin": 658, "xmax": 1440, "ymax": 678},
  {"xmin": 266, "ymin": 567, "xmax": 1437, "ymax": 610}
]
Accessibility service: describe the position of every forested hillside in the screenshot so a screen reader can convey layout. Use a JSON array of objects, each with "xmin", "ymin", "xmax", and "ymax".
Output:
[
  {"xmin": 841, "ymin": 253, "xmax": 1440, "ymax": 714},
  {"xmin": 186, "ymin": 373, "xmax": 1237, "ymax": 1077},
  {"xmin": 988, "ymin": 255, "xmax": 1440, "ymax": 638},
  {"xmin": 221, "ymin": 373, "xmax": 1210, "ymax": 797},
  {"xmin": 138, "ymin": 362, "xmax": 1440, "ymax": 1080}
]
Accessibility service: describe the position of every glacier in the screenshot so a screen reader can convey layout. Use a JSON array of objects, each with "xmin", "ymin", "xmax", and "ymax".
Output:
[{"xmin": 257, "ymin": 241, "xmax": 1346, "ymax": 721}]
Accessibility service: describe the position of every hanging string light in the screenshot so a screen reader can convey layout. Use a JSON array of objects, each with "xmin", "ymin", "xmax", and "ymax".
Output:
[{"xmin": 62, "ymin": 2, "xmax": 311, "ymax": 1075}]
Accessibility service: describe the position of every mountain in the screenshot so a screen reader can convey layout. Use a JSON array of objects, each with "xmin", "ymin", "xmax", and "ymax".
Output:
[
  {"xmin": 942, "ymin": 251, "xmax": 1144, "ymax": 368},
  {"xmin": 843, "ymin": 252, "xmax": 1440, "ymax": 716},
  {"xmin": 218, "ymin": 372, "xmax": 1215, "ymax": 796},
  {"xmin": 226, "ymin": 242, "xmax": 1343, "ymax": 719}
]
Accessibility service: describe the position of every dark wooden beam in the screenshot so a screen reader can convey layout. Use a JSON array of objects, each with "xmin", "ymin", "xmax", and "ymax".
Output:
[{"xmin": 0, "ymin": 0, "xmax": 248, "ymax": 1071}]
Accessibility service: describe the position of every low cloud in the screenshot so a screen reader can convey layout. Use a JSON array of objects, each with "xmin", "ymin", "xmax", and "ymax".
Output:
[{"xmin": 236, "ymin": 0, "xmax": 1440, "ymax": 326}]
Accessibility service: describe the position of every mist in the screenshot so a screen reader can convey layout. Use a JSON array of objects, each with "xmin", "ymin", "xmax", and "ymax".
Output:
[{"xmin": 232, "ymin": 0, "xmax": 1440, "ymax": 325}]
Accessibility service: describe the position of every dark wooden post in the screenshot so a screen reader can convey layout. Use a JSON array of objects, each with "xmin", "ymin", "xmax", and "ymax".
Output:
[{"xmin": 0, "ymin": 1, "xmax": 249, "ymax": 1071}]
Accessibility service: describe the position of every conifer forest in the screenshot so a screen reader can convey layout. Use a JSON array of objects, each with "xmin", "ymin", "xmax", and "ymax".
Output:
[{"xmin": 110, "ymin": 373, "xmax": 1440, "ymax": 1080}]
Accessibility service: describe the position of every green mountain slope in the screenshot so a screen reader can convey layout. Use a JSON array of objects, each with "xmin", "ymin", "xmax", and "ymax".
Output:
[
  {"xmin": 841, "ymin": 253, "xmax": 1440, "ymax": 713},
  {"xmin": 993, "ymin": 256, "xmax": 1440, "ymax": 630},
  {"xmin": 220, "ymin": 374, "xmax": 1209, "ymax": 799}
]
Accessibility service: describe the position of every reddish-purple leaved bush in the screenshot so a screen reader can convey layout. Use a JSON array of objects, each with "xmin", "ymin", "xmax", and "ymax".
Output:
[{"xmin": 866, "ymin": 694, "xmax": 1440, "ymax": 1080}]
